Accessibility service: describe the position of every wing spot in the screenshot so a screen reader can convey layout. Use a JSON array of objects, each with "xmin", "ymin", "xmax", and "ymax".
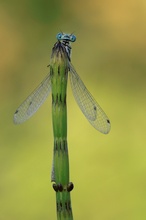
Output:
[
  {"xmin": 15, "ymin": 110, "xmax": 18, "ymax": 114},
  {"xmin": 107, "ymin": 119, "xmax": 110, "ymax": 124},
  {"xmin": 94, "ymin": 106, "xmax": 97, "ymax": 111}
]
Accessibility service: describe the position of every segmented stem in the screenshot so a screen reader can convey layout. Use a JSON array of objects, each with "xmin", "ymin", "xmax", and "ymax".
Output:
[{"xmin": 51, "ymin": 42, "xmax": 74, "ymax": 220}]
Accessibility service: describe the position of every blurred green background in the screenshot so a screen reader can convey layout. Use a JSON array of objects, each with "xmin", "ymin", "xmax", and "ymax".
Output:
[{"xmin": 1, "ymin": 0, "xmax": 146, "ymax": 219}]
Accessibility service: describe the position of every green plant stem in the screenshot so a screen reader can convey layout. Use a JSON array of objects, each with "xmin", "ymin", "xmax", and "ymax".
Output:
[{"xmin": 51, "ymin": 42, "xmax": 73, "ymax": 220}]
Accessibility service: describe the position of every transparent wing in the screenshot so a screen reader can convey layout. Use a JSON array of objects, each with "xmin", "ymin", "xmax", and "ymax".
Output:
[
  {"xmin": 14, "ymin": 74, "xmax": 51, "ymax": 124},
  {"xmin": 69, "ymin": 63, "xmax": 111, "ymax": 134}
]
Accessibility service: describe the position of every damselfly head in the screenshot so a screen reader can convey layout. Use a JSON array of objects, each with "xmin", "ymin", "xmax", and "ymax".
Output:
[{"xmin": 56, "ymin": 33, "xmax": 76, "ymax": 42}]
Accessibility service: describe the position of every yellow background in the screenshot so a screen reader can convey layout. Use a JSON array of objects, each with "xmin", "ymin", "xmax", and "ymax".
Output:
[{"xmin": 1, "ymin": 0, "xmax": 146, "ymax": 219}]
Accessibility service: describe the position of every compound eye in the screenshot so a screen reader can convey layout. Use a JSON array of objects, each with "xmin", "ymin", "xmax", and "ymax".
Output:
[
  {"xmin": 70, "ymin": 34, "xmax": 76, "ymax": 42},
  {"xmin": 56, "ymin": 33, "xmax": 62, "ymax": 40}
]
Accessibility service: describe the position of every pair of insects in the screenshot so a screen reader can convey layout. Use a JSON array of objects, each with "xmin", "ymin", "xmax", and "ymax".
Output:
[{"xmin": 14, "ymin": 32, "xmax": 111, "ymax": 134}]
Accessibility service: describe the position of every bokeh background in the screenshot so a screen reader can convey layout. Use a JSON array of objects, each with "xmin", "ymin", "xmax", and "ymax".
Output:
[{"xmin": 1, "ymin": 0, "xmax": 146, "ymax": 219}]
